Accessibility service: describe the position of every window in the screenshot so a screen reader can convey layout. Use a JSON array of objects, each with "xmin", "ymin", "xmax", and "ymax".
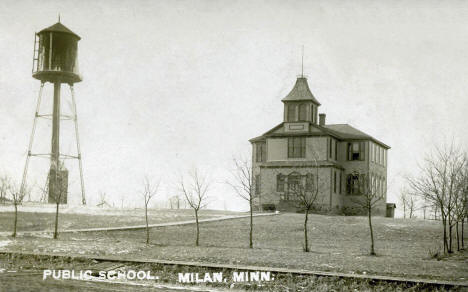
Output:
[
  {"xmin": 314, "ymin": 106, "xmax": 318, "ymax": 123},
  {"xmin": 382, "ymin": 177, "xmax": 386, "ymax": 196},
  {"xmin": 334, "ymin": 140, "xmax": 338, "ymax": 160},
  {"xmin": 276, "ymin": 174, "xmax": 285, "ymax": 192},
  {"xmin": 329, "ymin": 138, "xmax": 332, "ymax": 159},
  {"xmin": 347, "ymin": 142, "xmax": 366, "ymax": 161},
  {"xmin": 334, "ymin": 171, "xmax": 337, "ymax": 193},
  {"xmin": 384, "ymin": 150, "xmax": 387, "ymax": 167},
  {"xmin": 339, "ymin": 172, "xmax": 342, "ymax": 194},
  {"xmin": 373, "ymin": 144, "xmax": 376, "ymax": 163},
  {"xmin": 376, "ymin": 146, "xmax": 380, "ymax": 164},
  {"xmin": 380, "ymin": 148, "xmax": 384, "ymax": 165},
  {"xmin": 370, "ymin": 143, "xmax": 374, "ymax": 162},
  {"xmin": 256, "ymin": 142, "xmax": 266, "ymax": 162},
  {"xmin": 287, "ymin": 104, "xmax": 296, "ymax": 122},
  {"xmin": 346, "ymin": 174, "xmax": 360, "ymax": 195},
  {"xmin": 311, "ymin": 105, "xmax": 315, "ymax": 123},
  {"xmin": 288, "ymin": 137, "xmax": 306, "ymax": 158},
  {"xmin": 298, "ymin": 104, "xmax": 307, "ymax": 121},
  {"xmin": 287, "ymin": 173, "xmax": 302, "ymax": 200},
  {"xmin": 255, "ymin": 175, "xmax": 261, "ymax": 194}
]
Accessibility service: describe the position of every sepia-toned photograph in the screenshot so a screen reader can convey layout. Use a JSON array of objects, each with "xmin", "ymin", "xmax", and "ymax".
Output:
[{"xmin": 0, "ymin": 1, "xmax": 467, "ymax": 291}]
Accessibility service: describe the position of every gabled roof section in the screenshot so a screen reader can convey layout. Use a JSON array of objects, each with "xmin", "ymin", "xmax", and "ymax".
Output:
[
  {"xmin": 324, "ymin": 124, "xmax": 390, "ymax": 149},
  {"xmin": 281, "ymin": 77, "xmax": 321, "ymax": 105},
  {"xmin": 250, "ymin": 123, "xmax": 390, "ymax": 149},
  {"xmin": 39, "ymin": 22, "xmax": 81, "ymax": 40}
]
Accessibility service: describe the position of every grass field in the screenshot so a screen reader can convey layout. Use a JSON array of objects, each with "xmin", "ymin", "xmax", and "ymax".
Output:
[
  {"xmin": 1, "ymin": 211, "xmax": 467, "ymax": 284},
  {"xmin": 0, "ymin": 208, "xmax": 244, "ymax": 232}
]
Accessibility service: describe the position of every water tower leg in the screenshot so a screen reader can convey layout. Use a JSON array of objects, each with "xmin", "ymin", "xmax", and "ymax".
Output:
[
  {"xmin": 48, "ymin": 82, "xmax": 62, "ymax": 204},
  {"xmin": 20, "ymin": 82, "xmax": 45, "ymax": 200},
  {"xmin": 51, "ymin": 82, "xmax": 61, "ymax": 170},
  {"xmin": 70, "ymin": 85, "xmax": 86, "ymax": 205}
]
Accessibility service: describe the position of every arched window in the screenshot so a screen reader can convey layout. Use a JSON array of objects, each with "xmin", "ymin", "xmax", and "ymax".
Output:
[
  {"xmin": 346, "ymin": 173, "xmax": 360, "ymax": 195},
  {"xmin": 298, "ymin": 103, "xmax": 307, "ymax": 121},
  {"xmin": 287, "ymin": 172, "xmax": 302, "ymax": 200}
]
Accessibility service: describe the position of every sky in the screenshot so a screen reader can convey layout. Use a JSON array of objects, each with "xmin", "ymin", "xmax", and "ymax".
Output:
[{"xmin": 0, "ymin": 0, "xmax": 467, "ymax": 215}]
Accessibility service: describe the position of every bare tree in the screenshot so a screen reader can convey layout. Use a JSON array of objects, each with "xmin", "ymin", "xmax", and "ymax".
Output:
[
  {"xmin": 141, "ymin": 176, "xmax": 160, "ymax": 244},
  {"xmin": 227, "ymin": 156, "xmax": 255, "ymax": 248},
  {"xmin": 454, "ymin": 163, "xmax": 468, "ymax": 251},
  {"xmin": 290, "ymin": 172, "xmax": 321, "ymax": 252},
  {"xmin": 168, "ymin": 194, "xmax": 182, "ymax": 209},
  {"xmin": 97, "ymin": 191, "xmax": 108, "ymax": 208},
  {"xmin": 49, "ymin": 165, "xmax": 68, "ymax": 240},
  {"xmin": 178, "ymin": 168, "xmax": 210, "ymax": 246},
  {"xmin": 8, "ymin": 179, "xmax": 30, "ymax": 237},
  {"xmin": 399, "ymin": 189, "xmax": 409, "ymax": 219},
  {"xmin": 119, "ymin": 193, "xmax": 126, "ymax": 209},
  {"xmin": 0, "ymin": 174, "xmax": 11, "ymax": 205},
  {"xmin": 408, "ymin": 144, "xmax": 465, "ymax": 254},
  {"xmin": 350, "ymin": 171, "xmax": 384, "ymax": 256},
  {"xmin": 408, "ymin": 194, "xmax": 417, "ymax": 219}
]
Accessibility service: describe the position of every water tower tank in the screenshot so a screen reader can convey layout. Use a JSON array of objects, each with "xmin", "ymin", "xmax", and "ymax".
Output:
[{"xmin": 32, "ymin": 22, "xmax": 82, "ymax": 84}]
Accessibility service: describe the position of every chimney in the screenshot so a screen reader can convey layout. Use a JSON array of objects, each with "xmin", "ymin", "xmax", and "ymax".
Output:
[{"xmin": 319, "ymin": 113, "xmax": 326, "ymax": 126}]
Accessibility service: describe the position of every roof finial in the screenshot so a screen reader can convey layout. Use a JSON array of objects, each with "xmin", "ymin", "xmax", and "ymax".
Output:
[
  {"xmin": 301, "ymin": 45, "xmax": 304, "ymax": 77},
  {"xmin": 58, "ymin": 13, "xmax": 61, "ymax": 23}
]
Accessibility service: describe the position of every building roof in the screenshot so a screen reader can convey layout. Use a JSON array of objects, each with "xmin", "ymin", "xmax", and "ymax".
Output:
[
  {"xmin": 281, "ymin": 77, "xmax": 321, "ymax": 105},
  {"xmin": 324, "ymin": 124, "xmax": 390, "ymax": 149},
  {"xmin": 38, "ymin": 22, "xmax": 81, "ymax": 40},
  {"xmin": 258, "ymin": 160, "xmax": 344, "ymax": 169},
  {"xmin": 250, "ymin": 122, "xmax": 390, "ymax": 149}
]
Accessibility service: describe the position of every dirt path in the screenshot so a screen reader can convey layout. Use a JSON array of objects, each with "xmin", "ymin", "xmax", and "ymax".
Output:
[{"xmin": 0, "ymin": 213, "xmax": 279, "ymax": 236}]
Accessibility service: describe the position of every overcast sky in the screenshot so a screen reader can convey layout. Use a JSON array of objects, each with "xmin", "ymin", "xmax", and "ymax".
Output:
[{"xmin": 0, "ymin": 0, "xmax": 467, "ymax": 214}]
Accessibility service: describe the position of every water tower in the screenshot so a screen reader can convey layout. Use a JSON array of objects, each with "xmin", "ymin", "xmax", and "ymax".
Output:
[{"xmin": 20, "ymin": 20, "xmax": 86, "ymax": 205}]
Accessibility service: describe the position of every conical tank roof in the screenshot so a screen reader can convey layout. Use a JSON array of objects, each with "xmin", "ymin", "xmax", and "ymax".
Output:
[
  {"xmin": 38, "ymin": 22, "xmax": 81, "ymax": 40},
  {"xmin": 281, "ymin": 76, "xmax": 320, "ymax": 105}
]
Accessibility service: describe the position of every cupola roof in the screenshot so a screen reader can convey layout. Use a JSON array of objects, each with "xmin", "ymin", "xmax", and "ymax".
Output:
[{"xmin": 281, "ymin": 76, "xmax": 320, "ymax": 105}]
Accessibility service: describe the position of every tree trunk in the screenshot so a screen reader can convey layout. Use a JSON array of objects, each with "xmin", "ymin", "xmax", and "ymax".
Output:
[
  {"xmin": 53, "ymin": 202, "xmax": 60, "ymax": 239},
  {"xmin": 195, "ymin": 209, "xmax": 199, "ymax": 246},
  {"xmin": 368, "ymin": 205, "xmax": 376, "ymax": 255},
  {"xmin": 442, "ymin": 216, "xmax": 448, "ymax": 253},
  {"xmin": 462, "ymin": 219, "xmax": 465, "ymax": 249},
  {"xmin": 12, "ymin": 203, "xmax": 18, "ymax": 238},
  {"xmin": 249, "ymin": 199, "xmax": 253, "ymax": 249},
  {"xmin": 448, "ymin": 221, "xmax": 453, "ymax": 253},
  {"xmin": 304, "ymin": 208, "xmax": 309, "ymax": 252},
  {"xmin": 456, "ymin": 221, "xmax": 460, "ymax": 251},
  {"xmin": 145, "ymin": 203, "xmax": 149, "ymax": 244}
]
